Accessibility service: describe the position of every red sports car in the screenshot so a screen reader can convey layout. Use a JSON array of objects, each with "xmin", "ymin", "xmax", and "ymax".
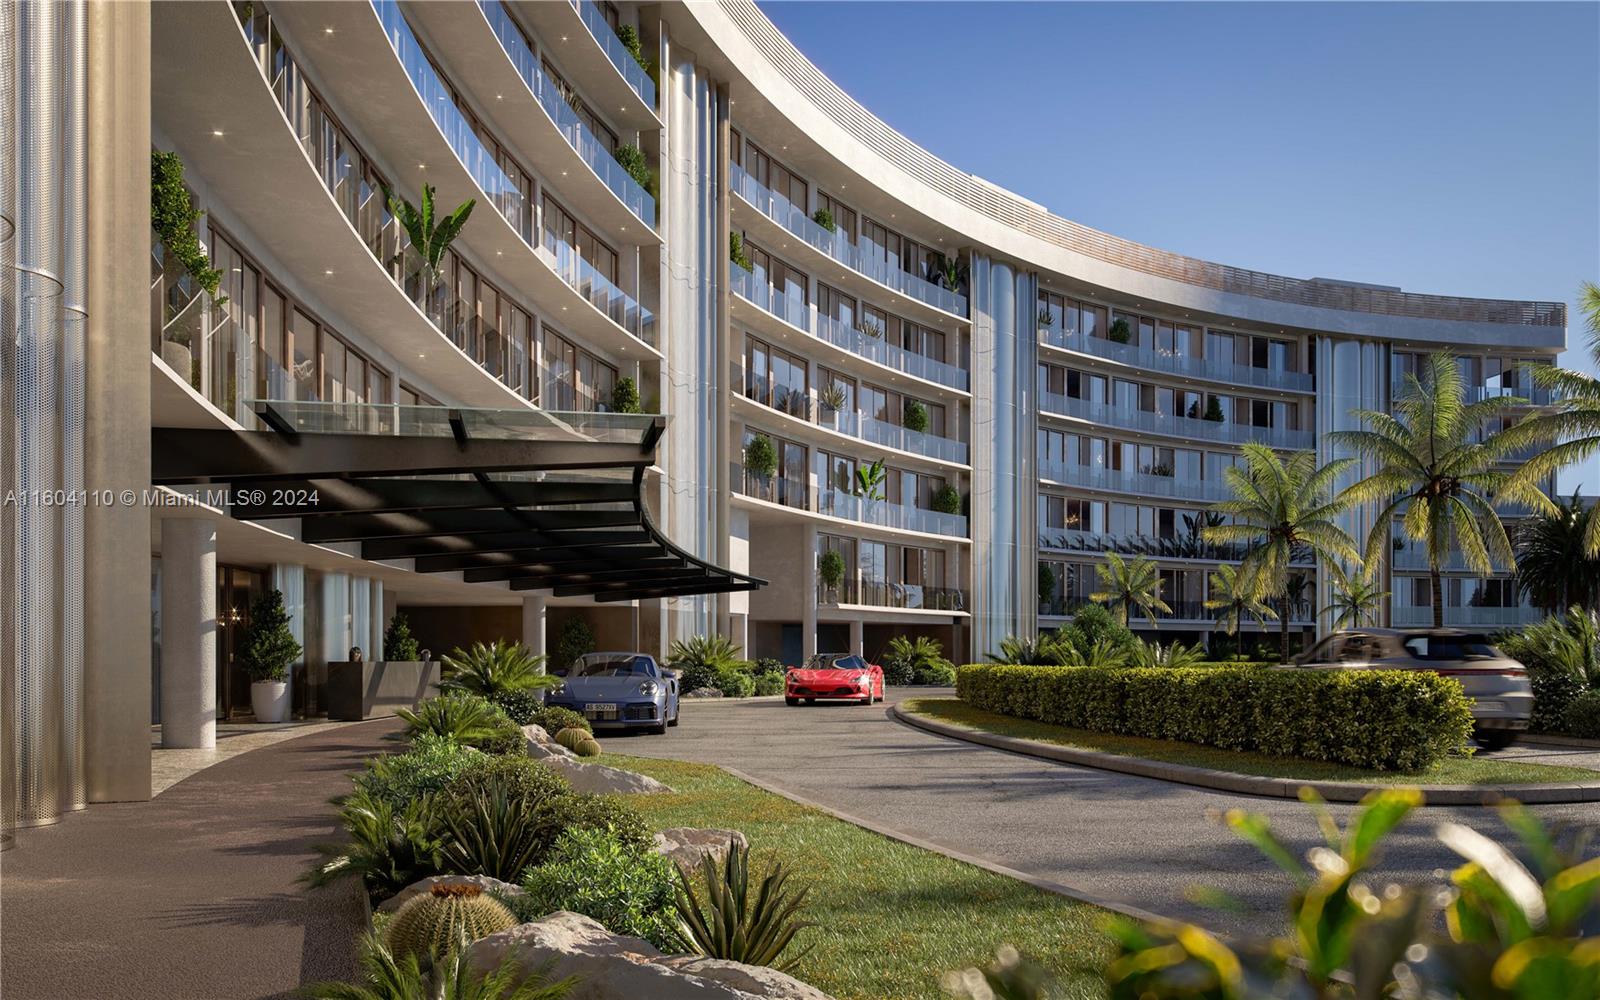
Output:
[{"xmin": 784, "ymin": 653, "xmax": 884, "ymax": 705}]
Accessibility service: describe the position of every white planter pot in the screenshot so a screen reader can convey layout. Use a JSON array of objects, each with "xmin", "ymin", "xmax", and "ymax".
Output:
[{"xmin": 250, "ymin": 680, "xmax": 291, "ymax": 723}]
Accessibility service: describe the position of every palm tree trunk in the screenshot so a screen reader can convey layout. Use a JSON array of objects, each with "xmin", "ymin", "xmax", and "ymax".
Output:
[
  {"xmin": 1280, "ymin": 602, "xmax": 1290, "ymax": 663},
  {"xmin": 1431, "ymin": 568, "xmax": 1444, "ymax": 628}
]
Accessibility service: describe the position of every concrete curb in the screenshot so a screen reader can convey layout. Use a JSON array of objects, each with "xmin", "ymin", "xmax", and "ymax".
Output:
[
  {"xmin": 718, "ymin": 765, "xmax": 1169, "ymax": 927},
  {"xmin": 891, "ymin": 704, "xmax": 1600, "ymax": 807},
  {"xmin": 1523, "ymin": 734, "xmax": 1600, "ymax": 750}
]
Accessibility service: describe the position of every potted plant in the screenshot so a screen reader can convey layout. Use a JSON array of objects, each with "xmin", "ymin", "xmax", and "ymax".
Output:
[
  {"xmin": 819, "ymin": 549, "xmax": 846, "ymax": 602},
  {"xmin": 859, "ymin": 317, "xmax": 884, "ymax": 339},
  {"xmin": 612, "ymin": 375, "xmax": 642, "ymax": 414},
  {"xmin": 1203, "ymin": 395, "xmax": 1226, "ymax": 422},
  {"xmin": 903, "ymin": 398, "xmax": 929, "ymax": 434},
  {"xmin": 854, "ymin": 458, "xmax": 887, "ymax": 502},
  {"xmin": 383, "ymin": 183, "xmax": 475, "ymax": 315},
  {"xmin": 1037, "ymin": 307, "xmax": 1055, "ymax": 333},
  {"xmin": 812, "ymin": 207, "xmax": 836, "ymax": 233},
  {"xmin": 383, "ymin": 611, "xmax": 421, "ymax": 662},
  {"xmin": 1108, "ymin": 317, "xmax": 1132, "ymax": 344},
  {"xmin": 931, "ymin": 483, "xmax": 962, "ymax": 515},
  {"xmin": 239, "ymin": 589, "xmax": 301, "ymax": 723},
  {"xmin": 730, "ymin": 231, "xmax": 753, "ymax": 272},
  {"xmin": 818, "ymin": 381, "xmax": 848, "ymax": 414},
  {"xmin": 744, "ymin": 434, "xmax": 778, "ymax": 480}
]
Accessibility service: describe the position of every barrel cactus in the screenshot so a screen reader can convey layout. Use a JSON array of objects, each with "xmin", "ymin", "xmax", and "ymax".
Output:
[
  {"xmin": 382, "ymin": 883, "xmax": 517, "ymax": 961},
  {"xmin": 574, "ymin": 735, "xmax": 602, "ymax": 757},
  {"xmin": 554, "ymin": 727, "xmax": 589, "ymax": 752}
]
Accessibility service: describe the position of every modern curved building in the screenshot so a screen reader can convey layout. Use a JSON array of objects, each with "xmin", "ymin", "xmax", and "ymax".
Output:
[{"xmin": 0, "ymin": 0, "xmax": 1567, "ymax": 820}]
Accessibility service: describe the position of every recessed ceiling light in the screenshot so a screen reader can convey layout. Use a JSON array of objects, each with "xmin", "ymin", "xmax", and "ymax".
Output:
[
  {"xmin": 324, "ymin": 269, "xmax": 334, "ymax": 276},
  {"xmin": 418, "ymin": 163, "xmax": 426, "ymax": 169},
  {"xmin": 324, "ymin": 27, "xmax": 334, "ymax": 35},
  {"xmin": 211, "ymin": 129, "xmax": 225, "ymax": 137}
]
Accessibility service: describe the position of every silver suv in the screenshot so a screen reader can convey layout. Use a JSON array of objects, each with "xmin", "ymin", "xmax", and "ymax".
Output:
[{"xmin": 1291, "ymin": 628, "xmax": 1532, "ymax": 750}]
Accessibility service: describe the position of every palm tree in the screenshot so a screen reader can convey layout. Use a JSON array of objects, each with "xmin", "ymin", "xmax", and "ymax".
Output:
[
  {"xmin": 1330, "ymin": 352, "xmax": 1549, "ymax": 628},
  {"xmin": 1090, "ymin": 552, "xmax": 1171, "ymax": 629},
  {"xmin": 1499, "ymin": 281, "xmax": 1600, "ymax": 552},
  {"xmin": 1514, "ymin": 493, "xmax": 1600, "ymax": 612},
  {"xmin": 1322, "ymin": 563, "xmax": 1389, "ymax": 630},
  {"xmin": 1204, "ymin": 443, "xmax": 1358, "ymax": 662},
  {"xmin": 384, "ymin": 182, "xmax": 476, "ymax": 289},
  {"xmin": 1204, "ymin": 564, "xmax": 1277, "ymax": 637}
]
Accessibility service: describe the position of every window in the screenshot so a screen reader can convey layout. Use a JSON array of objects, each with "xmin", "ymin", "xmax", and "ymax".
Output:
[
  {"xmin": 542, "ymin": 195, "xmax": 618, "ymax": 283},
  {"xmin": 818, "ymin": 191, "xmax": 856, "ymax": 240},
  {"xmin": 747, "ymin": 143, "xmax": 807, "ymax": 208},
  {"xmin": 540, "ymin": 325, "xmax": 617, "ymax": 412},
  {"xmin": 542, "ymin": 57, "xmax": 618, "ymax": 153},
  {"xmin": 744, "ymin": 335, "xmax": 807, "ymax": 417},
  {"xmin": 745, "ymin": 241, "xmax": 808, "ymax": 305}
]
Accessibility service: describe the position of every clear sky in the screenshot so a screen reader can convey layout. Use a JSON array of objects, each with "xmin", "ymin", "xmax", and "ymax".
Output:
[{"xmin": 758, "ymin": 0, "xmax": 1600, "ymax": 488}]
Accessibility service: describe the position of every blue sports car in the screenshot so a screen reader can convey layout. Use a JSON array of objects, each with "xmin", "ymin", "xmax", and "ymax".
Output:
[{"xmin": 546, "ymin": 651, "xmax": 680, "ymax": 734}]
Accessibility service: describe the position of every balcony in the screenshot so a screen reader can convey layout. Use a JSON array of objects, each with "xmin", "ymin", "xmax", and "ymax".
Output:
[
  {"xmin": 506, "ymin": 0, "xmax": 658, "ymax": 126},
  {"xmin": 574, "ymin": 0, "xmax": 656, "ymax": 111},
  {"xmin": 731, "ymin": 163, "xmax": 968, "ymax": 320},
  {"xmin": 1390, "ymin": 380, "xmax": 1558, "ymax": 407},
  {"xmin": 1039, "ymin": 391, "xmax": 1314, "ymax": 450},
  {"xmin": 538, "ymin": 238, "xmax": 655, "ymax": 344},
  {"xmin": 729, "ymin": 265, "xmax": 969, "ymax": 393},
  {"xmin": 1038, "ymin": 322, "xmax": 1313, "ymax": 393},
  {"xmin": 1038, "ymin": 526, "xmax": 1314, "ymax": 565},
  {"xmin": 731, "ymin": 464, "xmax": 969, "ymax": 539},
  {"xmin": 1041, "ymin": 596, "xmax": 1314, "ymax": 625},
  {"xmin": 474, "ymin": 0, "xmax": 655, "ymax": 228},
  {"xmin": 817, "ymin": 579, "xmax": 968, "ymax": 613},
  {"xmin": 1391, "ymin": 605, "xmax": 1541, "ymax": 628},
  {"xmin": 1038, "ymin": 461, "xmax": 1234, "ymax": 503}
]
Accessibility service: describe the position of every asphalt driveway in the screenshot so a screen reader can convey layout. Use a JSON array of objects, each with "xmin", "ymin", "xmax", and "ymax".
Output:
[{"xmin": 619, "ymin": 689, "xmax": 1600, "ymax": 937}]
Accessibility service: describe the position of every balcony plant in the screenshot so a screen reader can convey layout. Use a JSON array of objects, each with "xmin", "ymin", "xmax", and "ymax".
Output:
[
  {"xmin": 730, "ymin": 231, "xmax": 753, "ymax": 272},
  {"xmin": 744, "ymin": 435, "xmax": 778, "ymax": 480},
  {"xmin": 1037, "ymin": 563, "xmax": 1056, "ymax": 612},
  {"xmin": 616, "ymin": 23, "xmax": 650, "ymax": 73},
  {"xmin": 811, "ymin": 207, "xmax": 836, "ymax": 233},
  {"xmin": 151, "ymin": 149, "xmax": 224, "ymax": 329},
  {"xmin": 614, "ymin": 144, "xmax": 654, "ymax": 195},
  {"xmin": 1107, "ymin": 317, "xmax": 1131, "ymax": 344},
  {"xmin": 818, "ymin": 381, "xmax": 848, "ymax": 414},
  {"xmin": 903, "ymin": 398, "xmax": 929, "ymax": 434},
  {"xmin": 818, "ymin": 549, "xmax": 846, "ymax": 600},
  {"xmin": 383, "ymin": 183, "xmax": 475, "ymax": 295},
  {"xmin": 853, "ymin": 458, "xmax": 887, "ymax": 502},
  {"xmin": 931, "ymin": 483, "xmax": 962, "ymax": 515},
  {"xmin": 611, "ymin": 376, "xmax": 642, "ymax": 414},
  {"xmin": 1036, "ymin": 307, "xmax": 1054, "ymax": 333},
  {"xmin": 928, "ymin": 252, "xmax": 966, "ymax": 295},
  {"xmin": 238, "ymin": 589, "xmax": 301, "ymax": 723},
  {"xmin": 1202, "ymin": 395, "xmax": 1226, "ymax": 422},
  {"xmin": 858, "ymin": 317, "xmax": 884, "ymax": 339},
  {"xmin": 383, "ymin": 612, "xmax": 421, "ymax": 662}
]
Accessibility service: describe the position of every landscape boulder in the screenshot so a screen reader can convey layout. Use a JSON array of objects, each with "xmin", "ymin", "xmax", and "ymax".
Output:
[
  {"xmin": 469, "ymin": 911, "xmax": 831, "ymax": 999},
  {"xmin": 538, "ymin": 755, "xmax": 673, "ymax": 795},
  {"xmin": 522, "ymin": 723, "xmax": 576, "ymax": 760},
  {"xmin": 652, "ymin": 827, "xmax": 749, "ymax": 872}
]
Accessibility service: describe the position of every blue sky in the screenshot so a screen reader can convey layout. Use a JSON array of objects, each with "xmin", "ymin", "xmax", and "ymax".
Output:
[{"xmin": 759, "ymin": 0, "xmax": 1600, "ymax": 487}]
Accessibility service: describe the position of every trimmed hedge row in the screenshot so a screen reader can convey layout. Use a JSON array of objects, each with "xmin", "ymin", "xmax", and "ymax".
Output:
[{"xmin": 955, "ymin": 664, "xmax": 1474, "ymax": 771}]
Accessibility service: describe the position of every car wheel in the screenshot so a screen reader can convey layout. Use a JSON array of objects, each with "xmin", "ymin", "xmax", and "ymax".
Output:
[
  {"xmin": 668, "ymin": 706, "xmax": 680, "ymax": 727},
  {"xmin": 784, "ymin": 696, "xmax": 799, "ymax": 706},
  {"xmin": 1475, "ymin": 730, "xmax": 1518, "ymax": 752}
]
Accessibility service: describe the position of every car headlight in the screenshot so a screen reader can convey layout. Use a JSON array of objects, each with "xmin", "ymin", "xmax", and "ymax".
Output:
[
  {"xmin": 639, "ymin": 681, "xmax": 659, "ymax": 697},
  {"xmin": 857, "ymin": 674, "xmax": 871, "ymax": 687}
]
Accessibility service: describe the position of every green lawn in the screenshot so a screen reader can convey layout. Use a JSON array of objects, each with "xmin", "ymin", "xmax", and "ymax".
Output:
[
  {"xmin": 902, "ymin": 698, "xmax": 1599, "ymax": 787},
  {"xmin": 598, "ymin": 752, "xmax": 1113, "ymax": 1000}
]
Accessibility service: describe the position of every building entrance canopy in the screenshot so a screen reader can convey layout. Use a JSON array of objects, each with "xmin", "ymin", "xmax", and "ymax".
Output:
[{"xmin": 151, "ymin": 402, "xmax": 763, "ymax": 602}]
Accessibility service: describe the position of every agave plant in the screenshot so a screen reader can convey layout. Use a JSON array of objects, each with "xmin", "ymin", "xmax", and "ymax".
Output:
[
  {"xmin": 396, "ymin": 693, "xmax": 509, "ymax": 745},
  {"xmin": 674, "ymin": 842, "xmax": 812, "ymax": 972},
  {"xmin": 300, "ymin": 929, "xmax": 575, "ymax": 1000},
  {"xmin": 817, "ymin": 381, "xmax": 848, "ymax": 413},
  {"xmin": 439, "ymin": 640, "xmax": 557, "ymax": 699},
  {"xmin": 440, "ymin": 782, "xmax": 548, "ymax": 883},
  {"xmin": 988, "ymin": 634, "xmax": 1063, "ymax": 666}
]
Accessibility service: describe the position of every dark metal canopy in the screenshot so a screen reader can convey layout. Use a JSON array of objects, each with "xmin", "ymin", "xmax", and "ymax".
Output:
[{"xmin": 151, "ymin": 403, "xmax": 764, "ymax": 602}]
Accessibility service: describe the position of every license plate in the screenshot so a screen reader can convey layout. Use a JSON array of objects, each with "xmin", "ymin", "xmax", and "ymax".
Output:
[{"xmin": 585, "ymin": 703, "xmax": 618, "ymax": 719}]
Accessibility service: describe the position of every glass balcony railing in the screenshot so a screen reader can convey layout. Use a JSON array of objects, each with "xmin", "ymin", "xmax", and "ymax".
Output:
[
  {"xmin": 1391, "ymin": 605, "xmax": 1541, "ymax": 628},
  {"xmin": 729, "ymin": 265, "xmax": 970, "ymax": 391},
  {"xmin": 1039, "ymin": 390, "xmax": 1313, "ymax": 450},
  {"xmin": 731, "ymin": 163, "xmax": 968, "ymax": 318},
  {"xmin": 478, "ymin": 0, "xmax": 655, "ymax": 227},
  {"xmin": 1390, "ymin": 380, "xmax": 1558, "ymax": 407},
  {"xmin": 1038, "ymin": 525, "xmax": 1314, "ymax": 564},
  {"xmin": 1040, "ymin": 596, "xmax": 1314, "ymax": 624},
  {"xmin": 374, "ymin": 0, "xmax": 531, "ymax": 241},
  {"xmin": 1038, "ymin": 320, "xmax": 1313, "ymax": 392},
  {"xmin": 1037, "ymin": 461, "xmax": 1234, "ymax": 503},
  {"xmin": 730, "ymin": 463, "xmax": 968, "ymax": 538},
  {"xmin": 538, "ymin": 239, "xmax": 656, "ymax": 345},
  {"xmin": 246, "ymin": 399, "xmax": 658, "ymax": 442},
  {"xmin": 574, "ymin": 0, "xmax": 656, "ymax": 109},
  {"xmin": 817, "ymin": 578, "xmax": 968, "ymax": 612}
]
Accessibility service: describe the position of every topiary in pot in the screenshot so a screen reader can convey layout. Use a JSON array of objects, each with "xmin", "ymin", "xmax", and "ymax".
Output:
[
  {"xmin": 554, "ymin": 727, "xmax": 590, "ymax": 752},
  {"xmin": 931, "ymin": 483, "xmax": 962, "ymax": 515},
  {"xmin": 573, "ymin": 736, "xmax": 602, "ymax": 758},
  {"xmin": 383, "ymin": 611, "xmax": 421, "ymax": 662},
  {"xmin": 811, "ymin": 207, "xmax": 835, "ymax": 233},
  {"xmin": 903, "ymin": 398, "xmax": 929, "ymax": 434},
  {"xmin": 239, "ymin": 589, "xmax": 301, "ymax": 723},
  {"xmin": 744, "ymin": 434, "xmax": 777, "ymax": 479},
  {"xmin": 382, "ymin": 883, "xmax": 517, "ymax": 961},
  {"xmin": 1108, "ymin": 317, "xmax": 1131, "ymax": 344},
  {"xmin": 612, "ymin": 375, "xmax": 642, "ymax": 414},
  {"xmin": 819, "ymin": 549, "xmax": 845, "ymax": 592}
]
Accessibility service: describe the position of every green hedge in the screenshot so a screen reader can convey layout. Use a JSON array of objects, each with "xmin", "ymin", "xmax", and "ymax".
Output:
[{"xmin": 955, "ymin": 664, "xmax": 1474, "ymax": 771}]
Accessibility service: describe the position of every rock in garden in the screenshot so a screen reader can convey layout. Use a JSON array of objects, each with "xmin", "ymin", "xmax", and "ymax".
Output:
[
  {"xmin": 469, "ymin": 912, "xmax": 834, "ymax": 1000},
  {"xmin": 538, "ymin": 756, "xmax": 673, "ymax": 795},
  {"xmin": 685, "ymin": 687, "xmax": 724, "ymax": 698},
  {"xmin": 651, "ymin": 827, "xmax": 749, "ymax": 871},
  {"xmin": 377, "ymin": 874, "xmax": 525, "ymax": 914},
  {"xmin": 522, "ymin": 723, "xmax": 577, "ymax": 760}
]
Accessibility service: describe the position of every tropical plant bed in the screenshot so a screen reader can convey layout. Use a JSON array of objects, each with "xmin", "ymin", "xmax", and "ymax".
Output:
[
  {"xmin": 901, "ymin": 698, "xmax": 1598, "ymax": 787},
  {"xmin": 596, "ymin": 752, "xmax": 1113, "ymax": 1000}
]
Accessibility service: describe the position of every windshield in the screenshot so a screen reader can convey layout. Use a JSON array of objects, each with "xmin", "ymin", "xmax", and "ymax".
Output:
[
  {"xmin": 805, "ymin": 654, "xmax": 866, "ymax": 671},
  {"xmin": 1404, "ymin": 635, "xmax": 1501, "ymax": 661},
  {"xmin": 569, "ymin": 654, "xmax": 654, "ymax": 677}
]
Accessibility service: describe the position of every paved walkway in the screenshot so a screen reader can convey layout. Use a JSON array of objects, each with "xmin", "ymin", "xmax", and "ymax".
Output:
[
  {"xmin": 151, "ymin": 720, "xmax": 365, "ymax": 796},
  {"xmin": 2, "ymin": 719, "xmax": 396, "ymax": 1000},
  {"xmin": 622, "ymin": 690, "xmax": 1600, "ymax": 937}
]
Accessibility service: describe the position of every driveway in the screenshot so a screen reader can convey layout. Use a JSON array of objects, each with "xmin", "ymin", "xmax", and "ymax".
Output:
[{"xmin": 619, "ymin": 689, "xmax": 1600, "ymax": 938}]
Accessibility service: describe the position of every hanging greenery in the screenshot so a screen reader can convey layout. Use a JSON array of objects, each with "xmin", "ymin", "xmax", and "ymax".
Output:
[
  {"xmin": 150, "ymin": 150, "xmax": 224, "ymax": 299},
  {"xmin": 614, "ymin": 144, "xmax": 654, "ymax": 195},
  {"xmin": 730, "ymin": 231, "xmax": 753, "ymax": 271},
  {"xmin": 616, "ymin": 23, "xmax": 650, "ymax": 72}
]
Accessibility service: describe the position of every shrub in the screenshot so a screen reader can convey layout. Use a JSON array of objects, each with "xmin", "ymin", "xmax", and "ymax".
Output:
[
  {"xmin": 440, "ymin": 640, "xmax": 555, "ymax": 699},
  {"xmin": 547, "ymin": 793, "xmax": 651, "ymax": 854},
  {"xmin": 668, "ymin": 634, "xmax": 745, "ymax": 691},
  {"xmin": 955, "ymin": 663, "xmax": 1474, "ymax": 771},
  {"xmin": 356, "ymin": 733, "xmax": 482, "ymax": 808},
  {"xmin": 913, "ymin": 661, "xmax": 957, "ymax": 686},
  {"xmin": 397, "ymin": 693, "xmax": 512, "ymax": 747},
  {"xmin": 516, "ymin": 827, "xmax": 680, "ymax": 949},
  {"xmin": 932, "ymin": 484, "xmax": 962, "ymax": 515},
  {"xmin": 611, "ymin": 375, "xmax": 642, "ymax": 414},
  {"xmin": 1562, "ymin": 690, "xmax": 1600, "ymax": 738},
  {"xmin": 383, "ymin": 612, "xmax": 421, "ymax": 661},
  {"xmin": 615, "ymin": 22, "xmax": 648, "ymax": 71},
  {"xmin": 552, "ymin": 617, "xmax": 595, "ymax": 674},
  {"xmin": 1498, "ymin": 608, "xmax": 1600, "ymax": 687},
  {"xmin": 614, "ymin": 143, "xmax": 653, "ymax": 194},
  {"xmin": 881, "ymin": 635, "xmax": 955, "ymax": 686},
  {"xmin": 713, "ymin": 664, "xmax": 756, "ymax": 698},
  {"xmin": 304, "ymin": 788, "xmax": 447, "ymax": 901},
  {"xmin": 474, "ymin": 715, "xmax": 529, "ymax": 757},
  {"xmin": 383, "ymin": 883, "xmax": 517, "ymax": 961},
  {"xmin": 1059, "ymin": 604, "xmax": 1136, "ymax": 655},
  {"xmin": 1530, "ymin": 670, "xmax": 1586, "ymax": 733},
  {"xmin": 1107, "ymin": 317, "xmax": 1131, "ymax": 343},
  {"xmin": 811, "ymin": 207, "xmax": 835, "ymax": 233},
  {"xmin": 753, "ymin": 658, "xmax": 785, "ymax": 676},
  {"xmin": 674, "ymin": 841, "xmax": 811, "ymax": 971},
  {"xmin": 753, "ymin": 672, "xmax": 784, "ymax": 696},
  {"xmin": 490, "ymin": 689, "xmax": 540, "ymax": 726},
  {"xmin": 903, "ymin": 398, "xmax": 929, "ymax": 433},
  {"xmin": 529, "ymin": 705, "xmax": 591, "ymax": 736}
]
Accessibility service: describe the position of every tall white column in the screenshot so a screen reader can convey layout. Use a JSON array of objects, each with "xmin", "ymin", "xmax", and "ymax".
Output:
[
  {"xmin": 349, "ymin": 577, "xmax": 371, "ymax": 661},
  {"xmin": 270, "ymin": 564, "xmax": 304, "ymax": 710},
  {"xmin": 368, "ymin": 579, "xmax": 384, "ymax": 660},
  {"xmin": 321, "ymin": 572, "xmax": 351, "ymax": 663},
  {"xmin": 849, "ymin": 618, "xmax": 864, "ymax": 657},
  {"xmin": 521, "ymin": 594, "xmax": 547, "ymax": 659},
  {"xmin": 802, "ymin": 523, "xmax": 818, "ymax": 661},
  {"xmin": 160, "ymin": 518, "xmax": 216, "ymax": 749},
  {"xmin": 733, "ymin": 612, "xmax": 750, "ymax": 659}
]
